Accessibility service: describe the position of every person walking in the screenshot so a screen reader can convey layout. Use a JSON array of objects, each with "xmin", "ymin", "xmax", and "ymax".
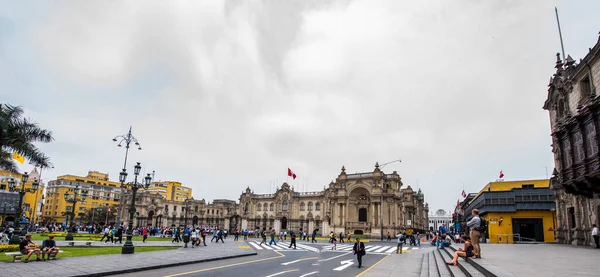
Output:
[
  {"xmin": 114, "ymin": 225, "xmax": 123, "ymax": 244},
  {"xmin": 243, "ymin": 229, "xmax": 248, "ymax": 241},
  {"xmin": 467, "ymin": 209, "xmax": 482, "ymax": 258},
  {"xmin": 269, "ymin": 229, "xmax": 277, "ymax": 245},
  {"xmin": 331, "ymin": 233, "xmax": 337, "ymax": 250},
  {"xmin": 396, "ymin": 232, "xmax": 405, "ymax": 254},
  {"xmin": 592, "ymin": 224, "xmax": 599, "ymax": 249},
  {"xmin": 142, "ymin": 228, "xmax": 148, "ymax": 243},
  {"xmin": 201, "ymin": 228, "xmax": 207, "ymax": 246},
  {"xmin": 259, "ymin": 228, "xmax": 267, "ymax": 245},
  {"xmin": 339, "ymin": 232, "xmax": 345, "ymax": 243},
  {"xmin": 352, "ymin": 238, "xmax": 365, "ymax": 268},
  {"xmin": 288, "ymin": 231, "xmax": 297, "ymax": 249},
  {"xmin": 217, "ymin": 228, "xmax": 225, "ymax": 243},
  {"xmin": 234, "ymin": 229, "xmax": 239, "ymax": 241},
  {"xmin": 311, "ymin": 229, "xmax": 317, "ymax": 243}
]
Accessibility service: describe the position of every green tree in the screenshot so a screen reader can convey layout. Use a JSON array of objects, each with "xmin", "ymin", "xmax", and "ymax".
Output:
[
  {"xmin": 0, "ymin": 104, "xmax": 53, "ymax": 172},
  {"xmin": 83, "ymin": 205, "xmax": 118, "ymax": 224}
]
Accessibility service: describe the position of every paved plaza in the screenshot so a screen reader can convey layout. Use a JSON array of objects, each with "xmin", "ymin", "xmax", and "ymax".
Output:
[
  {"xmin": 362, "ymin": 243, "xmax": 600, "ymax": 277},
  {"xmin": 0, "ymin": 241, "xmax": 256, "ymax": 277}
]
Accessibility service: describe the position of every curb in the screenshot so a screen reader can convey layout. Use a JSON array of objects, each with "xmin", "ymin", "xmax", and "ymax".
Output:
[{"xmin": 69, "ymin": 252, "xmax": 258, "ymax": 277}]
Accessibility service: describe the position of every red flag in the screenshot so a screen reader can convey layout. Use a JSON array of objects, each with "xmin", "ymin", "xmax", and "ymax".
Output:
[
  {"xmin": 461, "ymin": 190, "xmax": 467, "ymax": 198},
  {"xmin": 499, "ymin": 170, "xmax": 504, "ymax": 179},
  {"xmin": 456, "ymin": 199, "xmax": 460, "ymax": 207},
  {"xmin": 287, "ymin": 168, "xmax": 297, "ymax": 180},
  {"xmin": 107, "ymin": 206, "xmax": 111, "ymax": 213}
]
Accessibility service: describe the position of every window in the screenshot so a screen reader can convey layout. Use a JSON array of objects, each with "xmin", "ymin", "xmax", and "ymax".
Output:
[
  {"xmin": 562, "ymin": 139, "xmax": 572, "ymax": 168},
  {"xmin": 282, "ymin": 200, "xmax": 288, "ymax": 212},
  {"xmin": 300, "ymin": 202, "xmax": 305, "ymax": 211},
  {"xmin": 257, "ymin": 203, "xmax": 262, "ymax": 211},
  {"xmin": 315, "ymin": 203, "xmax": 321, "ymax": 211},
  {"xmin": 574, "ymin": 132, "xmax": 584, "ymax": 162},
  {"xmin": 585, "ymin": 122, "xmax": 598, "ymax": 156},
  {"xmin": 308, "ymin": 202, "xmax": 313, "ymax": 211},
  {"xmin": 270, "ymin": 203, "xmax": 274, "ymax": 211},
  {"xmin": 521, "ymin": 184, "xmax": 534, "ymax": 189}
]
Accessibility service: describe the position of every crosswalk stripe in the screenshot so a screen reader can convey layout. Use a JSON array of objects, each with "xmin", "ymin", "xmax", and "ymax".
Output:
[
  {"xmin": 296, "ymin": 244, "xmax": 319, "ymax": 252},
  {"xmin": 262, "ymin": 244, "xmax": 274, "ymax": 250},
  {"xmin": 335, "ymin": 245, "xmax": 353, "ymax": 250},
  {"xmin": 385, "ymin": 247, "xmax": 397, "ymax": 253},
  {"xmin": 249, "ymin": 242, "xmax": 263, "ymax": 250},
  {"xmin": 364, "ymin": 245, "xmax": 377, "ymax": 250},
  {"xmin": 369, "ymin": 246, "xmax": 383, "ymax": 252},
  {"xmin": 269, "ymin": 244, "xmax": 283, "ymax": 249},
  {"xmin": 374, "ymin": 246, "xmax": 391, "ymax": 253}
]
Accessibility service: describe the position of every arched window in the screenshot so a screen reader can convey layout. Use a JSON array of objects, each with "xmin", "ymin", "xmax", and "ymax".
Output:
[
  {"xmin": 257, "ymin": 203, "xmax": 262, "ymax": 211},
  {"xmin": 307, "ymin": 202, "xmax": 313, "ymax": 211},
  {"xmin": 558, "ymin": 99, "xmax": 566, "ymax": 118},
  {"xmin": 270, "ymin": 203, "xmax": 274, "ymax": 211},
  {"xmin": 315, "ymin": 202, "xmax": 321, "ymax": 211},
  {"xmin": 300, "ymin": 202, "xmax": 305, "ymax": 211},
  {"xmin": 264, "ymin": 203, "xmax": 268, "ymax": 211},
  {"xmin": 282, "ymin": 200, "xmax": 288, "ymax": 212}
]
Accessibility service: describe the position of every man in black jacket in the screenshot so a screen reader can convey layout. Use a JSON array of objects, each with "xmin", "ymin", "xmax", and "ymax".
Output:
[{"xmin": 352, "ymin": 238, "xmax": 365, "ymax": 268}]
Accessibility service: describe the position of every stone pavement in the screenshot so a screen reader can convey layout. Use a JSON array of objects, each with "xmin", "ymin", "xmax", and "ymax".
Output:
[
  {"xmin": 0, "ymin": 240, "xmax": 256, "ymax": 277},
  {"xmin": 361, "ymin": 243, "xmax": 600, "ymax": 277}
]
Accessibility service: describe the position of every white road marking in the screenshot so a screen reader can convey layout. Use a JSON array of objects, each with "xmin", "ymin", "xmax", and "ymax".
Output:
[
  {"xmin": 296, "ymin": 244, "xmax": 320, "ymax": 252},
  {"xmin": 262, "ymin": 244, "xmax": 273, "ymax": 250},
  {"xmin": 318, "ymin": 252, "xmax": 351, "ymax": 262},
  {"xmin": 249, "ymin": 242, "xmax": 263, "ymax": 250},
  {"xmin": 333, "ymin": 259, "xmax": 354, "ymax": 271},
  {"xmin": 265, "ymin": 270, "xmax": 297, "ymax": 277},
  {"xmin": 299, "ymin": 271, "xmax": 319, "ymax": 277},
  {"xmin": 374, "ymin": 246, "xmax": 390, "ymax": 253},
  {"xmin": 368, "ymin": 246, "xmax": 383, "ymax": 252},
  {"xmin": 281, "ymin": 258, "xmax": 315, "ymax": 266},
  {"xmin": 385, "ymin": 247, "xmax": 397, "ymax": 253}
]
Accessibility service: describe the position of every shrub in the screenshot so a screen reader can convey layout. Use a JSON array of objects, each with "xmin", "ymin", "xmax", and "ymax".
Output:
[{"xmin": 0, "ymin": 244, "xmax": 19, "ymax": 253}]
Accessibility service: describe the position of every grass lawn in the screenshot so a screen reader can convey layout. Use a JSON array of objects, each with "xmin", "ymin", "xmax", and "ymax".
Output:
[
  {"xmin": 0, "ymin": 246, "xmax": 179, "ymax": 263},
  {"xmin": 29, "ymin": 234, "xmax": 173, "ymax": 242}
]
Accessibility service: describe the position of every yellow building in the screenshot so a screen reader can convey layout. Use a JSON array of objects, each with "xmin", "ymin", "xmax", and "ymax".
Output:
[
  {"xmin": 147, "ymin": 181, "xmax": 192, "ymax": 202},
  {"xmin": 462, "ymin": 179, "xmax": 556, "ymax": 244},
  {"xmin": 0, "ymin": 168, "xmax": 46, "ymax": 226},
  {"xmin": 43, "ymin": 171, "xmax": 121, "ymax": 224}
]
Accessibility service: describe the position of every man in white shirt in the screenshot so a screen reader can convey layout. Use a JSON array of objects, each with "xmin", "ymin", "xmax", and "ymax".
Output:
[
  {"xmin": 592, "ymin": 224, "xmax": 599, "ymax": 249},
  {"xmin": 191, "ymin": 229, "xmax": 199, "ymax": 248}
]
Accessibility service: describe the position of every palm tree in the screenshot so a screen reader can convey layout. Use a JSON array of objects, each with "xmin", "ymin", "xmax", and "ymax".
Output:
[{"xmin": 0, "ymin": 104, "xmax": 54, "ymax": 172}]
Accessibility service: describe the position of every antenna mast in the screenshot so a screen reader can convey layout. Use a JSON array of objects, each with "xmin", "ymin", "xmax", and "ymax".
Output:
[{"xmin": 555, "ymin": 7, "xmax": 566, "ymax": 62}]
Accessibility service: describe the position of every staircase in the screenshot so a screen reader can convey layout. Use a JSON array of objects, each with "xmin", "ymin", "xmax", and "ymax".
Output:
[{"xmin": 418, "ymin": 245, "xmax": 515, "ymax": 277}]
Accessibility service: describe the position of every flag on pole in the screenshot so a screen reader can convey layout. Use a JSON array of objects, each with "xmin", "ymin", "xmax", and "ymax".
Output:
[
  {"xmin": 287, "ymin": 168, "xmax": 297, "ymax": 180},
  {"xmin": 107, "ymin": 206, "xmax": 111, "ymax": 214},
  {"xmin": 456, "ymin": 199, "xmax": 460, "ymax": 207},
  {"xmin": 499, "ymin": 170, "xmax": 504, "ymax": 179},
  {"xmin": 461, "ymin": 190, "xmax": 467, "ymax": 198},
  {"xmin": 13, "ymin": 152, "xmax": 25, "ymax": 164}
]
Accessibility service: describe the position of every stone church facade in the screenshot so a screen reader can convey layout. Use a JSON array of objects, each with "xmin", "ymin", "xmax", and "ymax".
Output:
[
  {"xmin": 543, "ymin": 33, "xmax": 600, "ymax": 246},
  {"xmin": 118, "ymin": 163, "xmax": 429, "ymax": 238}
]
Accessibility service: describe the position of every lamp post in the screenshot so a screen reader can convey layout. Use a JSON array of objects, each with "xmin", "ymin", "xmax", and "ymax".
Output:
[
  {"xmin": 64, "ymin": 184, "xmax": 88, "ymax": 241},
  {"xmin": 7, "ymin": 172, "xmax": 40, "ymax": 245},
  {"xmin": 113, "ymin": 126, "xmax": 142, "ymax": 226},
  {"xmin": 183, "ymin": 198, "xmax": 192, "ymax": 228},
  {"xmin": 120, "ymin": 162, "xmax": 152, "ymax": 254}
]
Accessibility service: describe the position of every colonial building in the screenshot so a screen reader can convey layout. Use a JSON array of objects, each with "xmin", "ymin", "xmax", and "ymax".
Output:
[
  {"xmin": 543, "ymin": 33, "xmax": 600, "ymax": 246},
  {"xmin": 429, "ymin": 209, "xmax": 452, "ymax": 232},
  {"xmin": 116, "ymin": 163, "xmax": 429, "ymax": 238}
]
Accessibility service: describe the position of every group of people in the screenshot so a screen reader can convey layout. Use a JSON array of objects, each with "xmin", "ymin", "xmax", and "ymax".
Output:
[
  {"xmin": 18, "ymin": 234, "xmax": 60, "ymax": 263},
  {"xmin": 445, "ymin": 208, "xmax": 483, "ymax": 266}
]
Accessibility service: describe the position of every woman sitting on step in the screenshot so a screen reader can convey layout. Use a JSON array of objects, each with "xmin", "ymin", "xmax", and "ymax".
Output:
[{"xmin": 446, "ymin": 235, "xmax": 474, "ymax": 266}]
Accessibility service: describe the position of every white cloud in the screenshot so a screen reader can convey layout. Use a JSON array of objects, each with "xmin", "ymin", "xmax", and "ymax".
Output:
[{"xmin": 2, "ymin": 0, "xmax": 599, "ymax": 211}]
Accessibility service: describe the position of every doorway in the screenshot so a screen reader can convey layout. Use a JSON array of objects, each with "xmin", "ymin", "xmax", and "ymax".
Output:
[
  {"xmin": 359, "ymin": 208, "xmax": 367, "ymax": 222},
  {"xmin": 281, "ymin": 217, "xmax": 287, "ymax": 230},
  {"xmin": 512, "ymin": 218, "xmax": 544, "ymax": 242}
]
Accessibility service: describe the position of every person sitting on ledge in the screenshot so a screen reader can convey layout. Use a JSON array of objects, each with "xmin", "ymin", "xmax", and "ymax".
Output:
[{"xmin": 447, "ymin": 235, "xmax": 474, "ymax": 266}]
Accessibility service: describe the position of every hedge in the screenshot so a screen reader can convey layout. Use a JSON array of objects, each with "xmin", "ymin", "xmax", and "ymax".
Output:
[{"xmin": 0, "ymin": 245, "xmax": 19, "ymax": 253}]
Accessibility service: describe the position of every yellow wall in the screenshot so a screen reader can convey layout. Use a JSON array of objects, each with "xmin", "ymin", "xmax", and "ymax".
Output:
[
  {"xmin": 148, "ymin": 181, "xmax": 192, "ymax": 202},
  {"xmin": 478, "ymin": 179, "xmax": 550, "ymax": 194},
  {"xmin": 484, "ymin": 210, "xmax": 556, "ymax": 243},
  {"xmin": 0, "ymin": 169, "xmax": 45, "ymax": 224},
  {"xmin": 43, "ymin": 171, "xmax": 121, "ymax": 223}
]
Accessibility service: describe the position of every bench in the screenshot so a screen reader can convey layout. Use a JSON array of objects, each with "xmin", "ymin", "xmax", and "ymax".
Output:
[
  {"xmin": 66, "ymin": 241, "xmax": 93, "ymax": 246},
  {"xmin": 5, "ymin": 250, "xmax": 63, "ymax": 263}
]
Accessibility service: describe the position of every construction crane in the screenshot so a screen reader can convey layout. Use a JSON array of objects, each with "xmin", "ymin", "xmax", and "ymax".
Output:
[{"xmin": 379, "ymin": 159, "xmax": 401, "ymax": 169}]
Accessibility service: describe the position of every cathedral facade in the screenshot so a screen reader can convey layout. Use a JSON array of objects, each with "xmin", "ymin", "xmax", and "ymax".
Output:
[
  {"xmin": 118, "ymin": 163, "xmax": 429, "ymax": 238},
  {"xmin": 543, "ymin": 34, "xmax": 600, "ymax": 246}
]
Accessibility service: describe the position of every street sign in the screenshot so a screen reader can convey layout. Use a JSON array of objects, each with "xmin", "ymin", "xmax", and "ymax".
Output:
[{"xmin": 333, "ymin": 259, "xmax": 354, "ymax": 271}]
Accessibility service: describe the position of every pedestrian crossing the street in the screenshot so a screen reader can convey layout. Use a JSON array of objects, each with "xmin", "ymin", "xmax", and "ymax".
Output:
[
  {"xmin": 247, "ymin": 241, "xmax": 320, "ymax": 252},
  {"xmin": 320, "ymin": 244, "xmax": 420, "ymax": 255}
]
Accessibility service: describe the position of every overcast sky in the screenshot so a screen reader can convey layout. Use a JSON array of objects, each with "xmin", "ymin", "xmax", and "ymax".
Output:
[{"xmin": 2, "ymin": 0, "xmax": 600, "ymax": 214}]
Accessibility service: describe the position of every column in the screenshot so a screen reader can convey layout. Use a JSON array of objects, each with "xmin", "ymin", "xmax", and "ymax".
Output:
[
  {"xmin": 342, "ymin": 204, "xmax": 346, "ymax": 226},
  {"xmin": 242, "ymin": 219, "xmax": 248, "ymax": 230},
  {"xmin": 308, "ymin": 220, "xmax": 314, "ymax": 233},
  {"xmin": 274, "ymin": 219, "xmax": 281, "ymax": 233}
]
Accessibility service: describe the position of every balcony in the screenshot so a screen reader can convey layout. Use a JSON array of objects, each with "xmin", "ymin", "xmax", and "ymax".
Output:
[{"xmin": 345, "ymin": 222, "xmax": 372, "ymax": 229}]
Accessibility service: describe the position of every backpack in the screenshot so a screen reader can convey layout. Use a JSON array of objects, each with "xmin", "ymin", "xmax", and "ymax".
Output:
[{"xmin": 476, "ymin": 217, "xmax": 487, "ymax": 232}]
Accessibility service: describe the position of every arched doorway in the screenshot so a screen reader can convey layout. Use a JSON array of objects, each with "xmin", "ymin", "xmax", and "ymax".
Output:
[
  {"xmin": 148, "ymin": 210, "xmax": 154, "ymax": 226},
  {"xmin": 281, "ymin": 217, "xmax": 288, "ymax": 230},
  {"xmin": 156, "ymin": 215, "xmax": 163, "ymax": 227},
  {"xmin": 262, "ymin": 214, "xmax": 268, "ymax": 229},
  {"xmin": 359, "ymin": 208, "xmax": 367, "ymax": 222}
]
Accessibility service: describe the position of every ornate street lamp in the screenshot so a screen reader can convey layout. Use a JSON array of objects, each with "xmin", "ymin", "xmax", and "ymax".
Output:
[
  {"xmin": 64, "ymin": 184, "xmax": 88, "ymax": 241},
  {"xmin": 121, "ymin": 162, "xmax": 152, "ymax": 254},
  {"xmin": 7, "ymin": 172, "xmax": 40, "ymax": 245},
  {"xmin": 183, "ymin": 198, "xmax": 192, "ymax": 228},
  {"xmin": 113, "ymin": 126, "xmax": 142, "ymax": 226}
]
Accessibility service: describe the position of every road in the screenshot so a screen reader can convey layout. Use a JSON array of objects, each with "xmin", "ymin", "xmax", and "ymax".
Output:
[{"xmin": 117, "ymin": 239, "xmax": 421, "ymax": 277}]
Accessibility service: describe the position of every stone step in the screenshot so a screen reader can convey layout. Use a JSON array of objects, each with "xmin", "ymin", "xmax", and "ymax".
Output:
[
  {"xmin": 428, "ymin": 251, "xmax": 440, "ymax": 277},
  {"xmin": 447, "ymin": 245, "xmax": 516, "ymax": 277},
  {"xmin": 432, "ymin": 247, "xmax": 458, "ymax": 277},
  {"xmin": 420, "ymin": 253, "xmax": 429, "ymax": 277},
  {"xmin": 439, "ymin": 247, "xmax": 486, "ymax": 277}
]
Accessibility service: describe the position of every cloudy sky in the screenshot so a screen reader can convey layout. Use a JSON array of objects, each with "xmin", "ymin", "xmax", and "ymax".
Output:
[{"xmin": 2, "ymin": 0, "xmax": 600, "ymax": 214}]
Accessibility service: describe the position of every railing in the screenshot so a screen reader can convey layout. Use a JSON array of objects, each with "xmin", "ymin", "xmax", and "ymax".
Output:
[
  {"xmin": 345, "ymin": 222, "xmax": 372, "ymax": 229},
  {"xmin": 496, "ymin": 233, "xmax": 539, "ymax": 244}
]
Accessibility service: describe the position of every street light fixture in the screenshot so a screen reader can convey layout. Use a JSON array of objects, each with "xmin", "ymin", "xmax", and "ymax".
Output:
[
  {"xmin": 184, "ymin": 198, "xmax": 192, "ymax": 228},
  {"xmin": 7, "ymin": 172, "xmax": 40, "ymax": 245},
  {"xmin": 113, "ymin": 126, "xmax": 142, "ymax": 226},
  {"xmin": 63, "ymin": 184, "xmax": 88, "ymax": 241},
  {"xmin": 121, "ymin": 162, "xmax": 152, "ymax": 254}
]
